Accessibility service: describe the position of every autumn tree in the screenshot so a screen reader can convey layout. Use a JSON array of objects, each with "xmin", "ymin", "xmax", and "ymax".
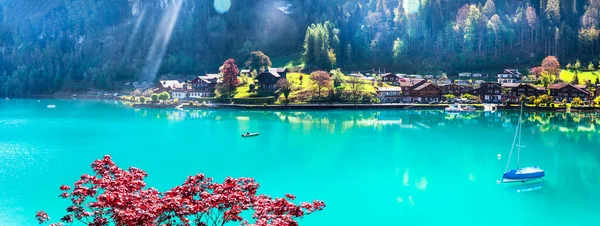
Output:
[
  {"xmin": 574, "ymin": 59, "xmax": 582, "ymax": 70},
  {"xmin": 36, "ymin": 155, "xmax": 325, "ymax": 226},
  {"xmin": 531, "ymin": 67, "xmax": 543, "ymax": 78},
  {"xmin": 245, "ymin": 51, "xmax": 272, "ymax": 73},
  {"xmin": 309, "ymin": 70, "xmax": 332, "ymax": 100},
  {"xmin": 276, "ymin": 79, "xmax": 293, "ymax": 104},
  {"xmin": 222, "ymin": 59, "xmax": 240, "ymax": 92},
  {"xmin": 541, "ymin": 56, "xmax": 560, "ymax": 79},
  {"xmin": 482, "ymin": 0, "xmax": 496, "ymax": 18},
  {"xmin": 572, "ymin": 71, "xmax": 580, "ymax": 85}
]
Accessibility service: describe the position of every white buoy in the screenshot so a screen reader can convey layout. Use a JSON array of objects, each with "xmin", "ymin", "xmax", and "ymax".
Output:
[
  {"xmin": 497, "ymin": 154, "xmax": 502, "ymax": 160},
  {"xmin": 496, "ymin": 180, "xmax": 501, "ymax": 184}
]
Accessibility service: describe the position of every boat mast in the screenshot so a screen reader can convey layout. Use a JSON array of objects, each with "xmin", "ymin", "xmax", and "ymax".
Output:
[{"xmin": 517, "ymin": 101, "xmax": 524, "ymax": 169}]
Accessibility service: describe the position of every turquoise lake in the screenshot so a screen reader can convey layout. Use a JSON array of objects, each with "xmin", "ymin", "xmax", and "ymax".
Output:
[{"xmin": 1, "ymin": 99, "xmax": 600, "ymax": 225}]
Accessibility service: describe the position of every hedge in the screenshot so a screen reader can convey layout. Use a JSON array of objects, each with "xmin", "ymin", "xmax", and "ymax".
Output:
[{"xmin": 232, "ymin": 97, "xmax": 276, "ymax": 104}]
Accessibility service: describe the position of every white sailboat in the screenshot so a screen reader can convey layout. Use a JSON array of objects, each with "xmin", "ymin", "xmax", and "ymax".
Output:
[{"xmin": 502, "ymin": 102, "xmax": 545, "ymax": 183}]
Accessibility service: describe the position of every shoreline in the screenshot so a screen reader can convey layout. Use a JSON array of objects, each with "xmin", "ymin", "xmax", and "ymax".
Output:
[{"xmin": 7, "ymin": 97, "xmax": 600, "ymax": 112}]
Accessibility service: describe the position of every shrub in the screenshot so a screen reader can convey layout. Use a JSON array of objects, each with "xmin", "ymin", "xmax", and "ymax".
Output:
[
  {"xmin": 232, "ymin": 97, "xmax": 276, "ymax": 104},
  {"xmin": 571, "ymin": 97, "xmax": 583, "ymax": 106}
]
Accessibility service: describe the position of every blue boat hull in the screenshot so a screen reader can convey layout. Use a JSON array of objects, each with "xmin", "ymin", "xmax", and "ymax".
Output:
[{"xmin": 503, "ymin": 169, "xmax": 545, "ymax": 180}]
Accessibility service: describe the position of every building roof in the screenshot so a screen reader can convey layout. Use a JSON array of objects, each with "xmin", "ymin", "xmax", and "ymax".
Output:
[
  {"xmin": 547, "ymin": 83, "xmax": 568, "ymax": 89},
  {"xmin": 270, "ymin": 68, "xmax": 288, "ymax": 73},
  {"xmin": 160, "ymin": 80, "xmax": 181, "ymax": 88},
  {"xmin": 502, "ymin": 83, "xmax": 520, "ymax": 88},
  {"xmin": 258, "ymin": 68, "xmax": 287, "ymax": 78},
  {"xmin": 548, "ymin": 83, "xmax": 591, "ymax": 94},
  {"xmin": 399, "ymin": 78, "xmax": 424, "ymax": 87},
  {"xmin": 413, "ymin": 83, "xmax": 436, "ymax": 91},
  {"xmin": 381, "ymin": 73, "xmax": 394, "ymax": 77},
  {"xmin": 376, "ymin": 87, "xmax": 403, "ymax": 92},
  {"xmin": 241, "ymin": 69, "xmax": 251, "ymax": 73}
]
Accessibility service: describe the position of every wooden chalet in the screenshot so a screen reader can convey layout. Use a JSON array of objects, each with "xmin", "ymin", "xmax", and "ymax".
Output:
[
  {"xmin": 381, "ymin": 73, "xmax": 400, "ymax": 85},
  {"xmin": 255, "ymin": 68, "xmax": 288, "ymax": 93},
  {"xmin": 548, "ymin": 84, "xmax": 591, "ymax": 101},
  {"xmin": 439, "ymin": 84, "xmax": 462, "ymax": 95},
  {"xmin": 190, "ymin": 74, "xmax": 221, "ymax": 97},
  {"xmin": 469, "ymin": 82, "xmax": 502, "ymax": 103},
  {"xmin": 398, "ymin": 78, "xmax": 440, "ymax": 103},
  {"xmin": 410, "ymin": 82, "xmax": 441, "ymax": 102}
]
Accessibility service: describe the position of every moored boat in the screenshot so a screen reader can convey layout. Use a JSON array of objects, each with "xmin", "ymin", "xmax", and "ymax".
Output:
[
  {"xmin": 502, "ymin": 102, "xmax": 545, "ymax": 183},
  {"xmin": 242, "ymin": 132, "xmax": 259, "ymax": 137},
  {"xmin": 445, "ymin": 104, "xmax": 475, "ymax": 112},
  {"xmin": 47, "ymin": 105, "xmax": 56, "ymax": 109},
  {"xmin": 502, "ymin": 166, "xmax": 545, "ymax": 183}
]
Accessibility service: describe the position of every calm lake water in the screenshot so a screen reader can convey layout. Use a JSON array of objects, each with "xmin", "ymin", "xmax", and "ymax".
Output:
[{"xmin": 1, "ymin": 99, "xmax": 599, "ymax": 225}]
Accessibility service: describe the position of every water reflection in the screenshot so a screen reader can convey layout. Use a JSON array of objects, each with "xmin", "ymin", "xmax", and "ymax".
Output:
[
  {"xmin": 503, "ymin": 181, "xmax": 545, "ymax": 193},
  {"xmin": 132, "ymin": 109, "xmax": 600, "ymax": 140}
]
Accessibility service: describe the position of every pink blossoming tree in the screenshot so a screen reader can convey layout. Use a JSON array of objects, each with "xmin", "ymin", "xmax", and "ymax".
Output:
[{"xmin": 37, "ymin": 155, "xmax": 325, "ymax": 226}]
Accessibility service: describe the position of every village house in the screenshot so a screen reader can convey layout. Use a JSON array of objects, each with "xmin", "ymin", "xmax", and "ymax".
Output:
[
  {"xmin": 411, "ymin": 82, "xmax": 441, "ymax": 103},
  {"xmin": 497, "ymin": 69, "xmax": 522, "ymax": 84},
  {"xmin": 432, "ymin": 78, "xmax": 452, "ymax": 85},
  {"xmin": 458, "ymin": 72, "xmax": 472, "ymax": 78},
  {"xmin": 255, "ymin": 68, "xmax": 288, "ymax": 93},
  {"xmin": 381, "ymin": 73, "xmax": 400, "ymax": 85},
  {"xmin": 548, "ymin": 84, "xmax": 591, "ymax": 101},
  {"xmin": 157, "ymin": 80, "xmax": 189, "ymax": 99},
  {"xmin": 156, "ymin": 80, "xmax": 179, "ymax": 93},
  {"xmin": 472, "ymin": 73, "xmax": 485, "ymax": 78},
  {"xmin": 398, "ymin": 78, "xmax": 440, "ymax": 103},
  {"xmin": 240, "ymin": 69, "xmax": 251, "ymax": 76},
  {"xmin": 474, "ymin": 80, "xmax": 485, "ymax": 85},
  {"xmin": 190, "ymin": 74, "xmax": 221, "ymax": 97},
  {"xmin": 469, "ymin": 82, "xmax": 502, "ymax": 102},
  {"xmin": 424, "ymin": 75, "xmax": 434, "ymax": 79},
  {"xmin": 505, "ymin": 83, "xmax": 545, "ymax": 97},
  {"xmin": 502, "ymin": 83, "xmax": 545, "ymax": 102},
  {"xmin": 376, "ymin": 87, "xmax": 403, "ymax": 103},
  {"xmin": 455, "ymin": 79, "xmax": 469, "ymax": 85},
  {"xmin": 438, "ymin": 84, "xmax": 462, "ymax": 95}
]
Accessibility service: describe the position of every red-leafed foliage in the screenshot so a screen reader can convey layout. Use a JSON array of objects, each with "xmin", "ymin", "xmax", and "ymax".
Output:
[
  {"xmin": 37, "ymin": 155, "xmax": 325, "ymax": 226},
  {"xmin": 531, "ymin": 66, "xmax": 543, "ymax": 78},
  {"xmin": 222, "ymin": 58, "xmax": 240, "ymax": 90}
]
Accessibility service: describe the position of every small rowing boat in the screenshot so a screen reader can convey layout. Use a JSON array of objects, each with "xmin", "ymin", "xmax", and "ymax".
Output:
[{"xmin": 242, "ymin": 132, "xmax": 259, "ymax": 137}]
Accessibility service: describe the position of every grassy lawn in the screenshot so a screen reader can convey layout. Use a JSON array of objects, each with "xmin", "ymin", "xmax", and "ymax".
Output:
[
  {"xmin": 280, "ymin": 72, "xmax": 378, "ymax": 103},
  {"xmin": 271, "ymin": 52, "xmax": 304, "ymax": 69},
  {"xmin": 234, "ymin": 85, "xmax": 251, "ymax": 98},
  {"xmin": 560, "ymin": 70, "xmax": 600, "ymax": 84}
]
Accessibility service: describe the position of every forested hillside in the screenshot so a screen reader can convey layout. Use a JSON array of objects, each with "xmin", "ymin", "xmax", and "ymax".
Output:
[{"xmin": 1, "ymin": 0, "xmax": 600, "ymax": 96}]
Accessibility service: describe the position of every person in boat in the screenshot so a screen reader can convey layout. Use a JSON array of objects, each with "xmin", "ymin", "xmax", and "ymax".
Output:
[{"xmin": 246, "ymin": 132, "xmax": 250, "ymax": 135}]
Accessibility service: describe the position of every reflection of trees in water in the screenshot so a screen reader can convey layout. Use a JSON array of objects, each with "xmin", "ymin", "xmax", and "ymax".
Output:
[{"xmin": 133, "ymin": 110, "xmax": 600, "ymax": 138}]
